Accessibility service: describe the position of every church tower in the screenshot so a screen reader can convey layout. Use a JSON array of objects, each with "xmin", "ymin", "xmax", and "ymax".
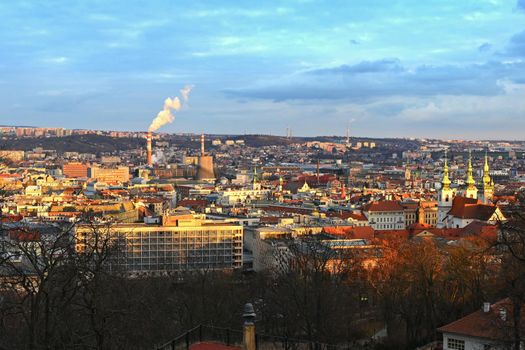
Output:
[
  {"xmin": 465, "ymin": 151, "xmax": 478, "ymax": 199},
  {"xmin": 480, "ymin": 152, "xmax": 494, "ymax": 203},
  {"xmin": 437, "ymin": 150, "xmax": 454, "ymax": 228},
  {"xmin": 252, "ymin": 167, "xmax": 261, "ymax": 191},
  {"xmin": 404, "ymin": 159, "xmax": 412, "ymax": 188}
]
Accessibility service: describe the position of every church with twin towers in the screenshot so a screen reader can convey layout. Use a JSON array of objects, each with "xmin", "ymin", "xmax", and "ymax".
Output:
[{"xmin": 437, "ymin": 151, "xmax": 504, "ymax": 229}]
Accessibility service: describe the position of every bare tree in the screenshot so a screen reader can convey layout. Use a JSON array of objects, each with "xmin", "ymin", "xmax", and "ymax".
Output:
[
  {"xmin": 0, "ymin": 220, "xmax": 79, "ymax": 349},
  {"xmin": 260, "ymin": 235, "xmax": 368, "ymax": 344},
  {"xmin": 496, "ymin": 204, "xmax": 525, "ymax": 350}
]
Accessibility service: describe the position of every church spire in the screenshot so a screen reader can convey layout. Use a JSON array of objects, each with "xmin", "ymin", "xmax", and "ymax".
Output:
[
  {"xmin": 442, "ymin": 150, "xmax": 451, "ymax": 189},
  {"xmin": 483, "ymin": 151, "xmax": 491, "ymax": 186},
  {"xmin": 480, "ymin": 150, "xmax": 494, "ymax": 203},
  {"xmin": 438, "ymin": 149, "xmax": 454, "ymax": 229},
  {"xmin": 465, "ymin": 150, "xmax": 478, "ymax": 199},
  {"xmin": 253, "ymin": 166, "xmax": 260, "ymax": 190},
  {"xmin": 466, "ymin": 150, "xmax": 476, "ymax": 188}
]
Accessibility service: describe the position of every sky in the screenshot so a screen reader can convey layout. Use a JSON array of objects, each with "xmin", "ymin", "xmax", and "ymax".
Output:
[{"xmin": 1, "ymin": 0, "xmax": 525, "ymax": 139}]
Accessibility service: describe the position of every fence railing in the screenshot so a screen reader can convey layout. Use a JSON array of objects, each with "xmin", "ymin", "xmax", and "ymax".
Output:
[{"xmin": 156, "ymin": 325, "xmax": 344, "ymax": 350}]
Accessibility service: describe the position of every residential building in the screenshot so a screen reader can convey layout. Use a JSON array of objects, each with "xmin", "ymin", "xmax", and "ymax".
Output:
[
  {"xmin": 438, "ymin": 299, "xmax": 524, "ymax": 350},
  {"xmin": 363, "ymin": 201, "xmax": 405, "ymax": 230},
  {"xmin": 63, "ymin": 162, "xmax": 89, "ymax": 178}
]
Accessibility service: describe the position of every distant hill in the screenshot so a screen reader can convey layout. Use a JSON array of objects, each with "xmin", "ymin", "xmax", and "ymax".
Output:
[
  {"xmin": 0, "ymin": 135, "xmax": 143, "ymax": 153},
  {"xmin": 0, "ymin": 133, "xmax": 422, "ymax": 154}
]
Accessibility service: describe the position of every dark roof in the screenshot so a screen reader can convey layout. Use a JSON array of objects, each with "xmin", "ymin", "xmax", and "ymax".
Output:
[
  {"xmin": 177, "ymin": 199, "xmax": 209, "ymax": 209},
  {"xmin": 460, "ymin": 221, "xmax": 498, "ymax": 239}
]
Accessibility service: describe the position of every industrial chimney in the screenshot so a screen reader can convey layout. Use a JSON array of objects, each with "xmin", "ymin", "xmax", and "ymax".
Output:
[
  {"xmin": 196, "ymin": 134, "xmax": 215, "ymax": 181},
  {"xmin": 146, "ymin": 131, "xmax": 153, "ymax": 166},
  {"xmin": 201, "ymin": 133, "xmax": 205, "ymax": 156}
]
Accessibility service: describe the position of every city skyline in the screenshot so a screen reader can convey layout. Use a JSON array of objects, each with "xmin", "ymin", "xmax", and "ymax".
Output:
[{"xmin": 1, "ymin": 1, "xmax": 525, "ymax": 139}]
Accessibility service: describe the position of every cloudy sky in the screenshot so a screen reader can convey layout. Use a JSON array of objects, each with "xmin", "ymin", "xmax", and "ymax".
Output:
[{"xmin": 1, "ymin": 0, "xmax": 525, "ymax": 139}]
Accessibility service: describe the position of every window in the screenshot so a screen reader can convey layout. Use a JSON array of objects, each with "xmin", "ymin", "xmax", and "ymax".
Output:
[{"xmin": 447, "ymin": 338, "xmax": 465, "ymax": 350}]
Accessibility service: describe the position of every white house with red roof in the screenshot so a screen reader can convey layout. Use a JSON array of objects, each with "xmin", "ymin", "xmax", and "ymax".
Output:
[
  {"xmin": 438, "ymin": 299, "xmax": 524, "ymax": 350},
  {"xmin": 443, "ymin": 196, "xmax": 505, "ymax": 229},
  {"xmin": 362, "ymin": 200, "xmax": 405, "ymax": 231}
]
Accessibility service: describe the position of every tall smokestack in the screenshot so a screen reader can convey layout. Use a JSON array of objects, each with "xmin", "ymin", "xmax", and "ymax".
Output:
[
  {"xmin": 147, "ymin": 131, "xmax": 153, "ymax": 166},
  {"xmin": 317, "ymin": 155, "xmax": 320, "ymax": 184},
  {"xmin": 201, "ymin": 134, "xmax": 205, "ymax": 156}
]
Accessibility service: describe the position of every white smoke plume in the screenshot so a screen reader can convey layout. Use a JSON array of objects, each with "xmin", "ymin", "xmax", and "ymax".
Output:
[
  {"xmin": 148, "ymin": 97, "xmax": 181, "ymax": 132},
  {"xmin": 148, "ymin": 85, "xmax": 194, "ymax": 132},
  {"xmin": 152, "ymin": 149, "xmax": 166, "ymax": 164},
  {"xmin": 180, "ymin": 85, "xmax": 194, "ymax": 104}
]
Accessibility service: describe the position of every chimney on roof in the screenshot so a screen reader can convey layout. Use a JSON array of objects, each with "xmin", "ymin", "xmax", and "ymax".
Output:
[
  {"xmin": 499, "ymin": 308, "xmax": 507, "ymax": 321},
  {"xmin": 483, "ymin": 302, "xmax": 491, "ymax": 313}
]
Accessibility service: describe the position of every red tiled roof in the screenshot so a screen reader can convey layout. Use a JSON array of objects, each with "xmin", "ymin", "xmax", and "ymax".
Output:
[
  {"xmin": 178, "ymin": 199, "xmax": 208, "ymax": 208},
  {"xmin": 326, "ymin": 211, "xmax": 368, "ymax": 221},
  {"xmin": 438, "ymin": 298, "xmax": 524, "ymax": 341},
  {"xmin": 374, "ymin": 229, "xmax": 411, "ymax": 240},
  {"xmin": 297, "ymin": 174, "xmax": 337, "ymax": 185},
  {"xmin": 407, "ymin": 222, "xmax": 433, "ymax": 230},
  {"xmin": 460, "ymin": 221, "xmax": 498, "ymax": 240},
  {"xmin": 260, "ymin": 216, "xmax": 281, "ymax": 224},
  {"xmin": 190, "ymin": 343, "xmax": 241, "ymax": 350},
  {"xmin": 363, "ymin": 200, "xmax": 404, "ymax": 212},
  {"xmin": 448, "ymin": 197, "xmax": 498, "ymax": 220},
  {"xmin": 0, "ymin": 173, "xmax": 21, "ymax": 178},
  {"xmin": 0, "ymin": 214, "xmax": 23, "ymax": 223},
  {"xmin": 323, "ymin": 226, "xmax": 375, "ymax": 239},
  {"xmin": 8, "ymin": 229, "xmax": 41, "ymax": 242}
]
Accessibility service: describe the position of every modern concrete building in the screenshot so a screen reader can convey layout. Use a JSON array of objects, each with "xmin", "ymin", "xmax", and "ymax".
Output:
[
  {"xmin": 75, "ymin": 212, "xmax": 243, "ymax": 274},
  {"xmin": 88, "ymin": 166, "xmax": 130, "ymax": 183}
]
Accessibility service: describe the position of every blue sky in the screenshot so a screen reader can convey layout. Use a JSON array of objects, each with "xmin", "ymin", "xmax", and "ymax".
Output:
[{"xmin": 1, "ymin": 0, "xmax": 525, "ymax": 139}]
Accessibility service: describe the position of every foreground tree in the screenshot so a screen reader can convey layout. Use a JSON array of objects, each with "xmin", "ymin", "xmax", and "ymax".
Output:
[
  {"xmin": 0, "ymin": 221, "xmax": 79, "ymax": 349},
  {"xmin": 496, "ymin": 203, "xmax": 525, "ymax": 350}
]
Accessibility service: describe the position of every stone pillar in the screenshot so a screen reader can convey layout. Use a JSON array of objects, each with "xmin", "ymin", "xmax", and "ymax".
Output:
[{"xmin": 243, "ymin": 303, "xmax": 256, "ymax": 350}]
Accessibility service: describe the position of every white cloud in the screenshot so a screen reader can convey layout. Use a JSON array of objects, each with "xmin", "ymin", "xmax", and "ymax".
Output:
[
  {"xmin": 395, "ymin": 81, "xmax": 525, "ymax": 124},
  {"xmin": 43, "ymin": 56, "xmax": 69, "ymax": 64}
]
